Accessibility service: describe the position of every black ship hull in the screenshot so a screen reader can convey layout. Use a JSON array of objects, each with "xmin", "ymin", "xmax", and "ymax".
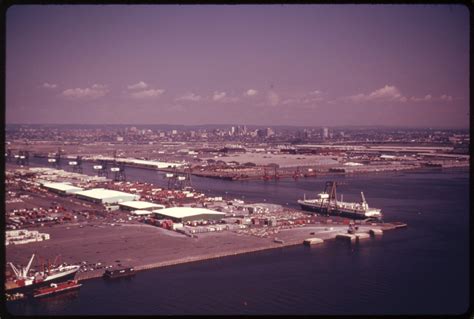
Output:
[
  {"xmin": 299, "ymin": 203, "xmax": 371, "ymax": 220},
  {"xmin": 103, "ymin": 267, "xmax": 135, "ymax": 279}
]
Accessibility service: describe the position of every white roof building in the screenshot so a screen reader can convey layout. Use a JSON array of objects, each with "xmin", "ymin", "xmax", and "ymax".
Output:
[
  {"xmin": 152, "ymin": 207, "xmax": 226, "ymax": 222},
  {"xmin": 131, "ymin": 210, "xmax": 155, "ymax": 216},
  {"xmin": 75, "ymin": 188, "xmax": 140, "ymax": 204},
  {"xmin": 42, "ymin": 182, "xmax": 84, "ymax": 194},
  {"xmin": 119, "ymin": 201, "xmax": 165, "ymax": 211}
]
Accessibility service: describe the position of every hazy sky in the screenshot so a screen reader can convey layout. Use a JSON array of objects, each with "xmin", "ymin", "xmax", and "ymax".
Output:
[{"xmin": 6, "ymin": 5, "xmax": 469, "ymax": 127}]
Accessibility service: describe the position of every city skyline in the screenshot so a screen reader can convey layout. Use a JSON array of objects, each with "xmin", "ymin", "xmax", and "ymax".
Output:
[{"xmin": 6, "ymin": 5, "xmax": 469, "ymax": 128}]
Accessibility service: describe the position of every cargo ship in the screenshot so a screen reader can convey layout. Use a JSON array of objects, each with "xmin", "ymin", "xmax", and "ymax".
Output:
[
  {"xmin": 33, "ymin": 280, "xmax": 82, "ymax": 298},
  {"xmin": 103, "ymin": 266, "xmax": 135, "ymax": 279},
  {"xmin": 298, "ymin": 181, "xmax": 382, "ymax": 220},
  {"xmin": 6, "ymin": 254, "xmax": 80, "ymax": 294}
]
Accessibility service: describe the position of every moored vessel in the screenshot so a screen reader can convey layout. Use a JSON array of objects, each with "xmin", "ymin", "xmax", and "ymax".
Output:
[
  {"xmin": 6, "ymin": 254, "xmax": 80, "ymax": 294},
  {"xmin": 103, "ymin": 266, "xmax": 135, "ymax": 279},
  {"xmin": 298, "ymin": 181, "xmax": 382, "ymax": 220},
  {"xmin": 33, "ymin": 280, "xmax": 82, "ymax": 298}
]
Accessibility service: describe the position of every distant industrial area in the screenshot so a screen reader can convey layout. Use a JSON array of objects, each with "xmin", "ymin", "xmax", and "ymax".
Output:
[{"xmin": 6, "ymin": 124, "xmax": 469, "ymax": 180}]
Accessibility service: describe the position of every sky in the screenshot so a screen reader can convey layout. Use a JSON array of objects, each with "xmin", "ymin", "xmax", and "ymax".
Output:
[{"xmin": 6, "ymin": 5, "xmax": 470, "ymax": 128}]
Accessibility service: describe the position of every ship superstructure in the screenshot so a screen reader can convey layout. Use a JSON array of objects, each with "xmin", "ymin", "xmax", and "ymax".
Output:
[{"xmin": 298, "ymin": 181, "xmax": 382, "ymax": 219}]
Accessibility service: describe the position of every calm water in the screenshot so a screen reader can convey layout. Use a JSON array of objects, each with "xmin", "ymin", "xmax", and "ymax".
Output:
[{"xmin": 7, "ymin": 159, "xmax": 470, "ymax": 315}]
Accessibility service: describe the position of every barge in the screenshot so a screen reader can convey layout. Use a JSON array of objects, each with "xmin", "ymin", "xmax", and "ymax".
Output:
[
  {"xmin": 33, "ymin": 280, "xmax": 82, "ymax": 298},
  {"xmin": 103, "ymin": 266, "xmax": 135, "ymax": 279}
]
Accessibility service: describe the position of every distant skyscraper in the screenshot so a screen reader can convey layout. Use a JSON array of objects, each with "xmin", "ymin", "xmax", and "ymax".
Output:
[
  {"xmin": 322, "ymin": 127, "xmax": 329, "ymax": 139},
  {"xmin": 266, "ymin": 127, "xmax": 274, "ymax": 138}
]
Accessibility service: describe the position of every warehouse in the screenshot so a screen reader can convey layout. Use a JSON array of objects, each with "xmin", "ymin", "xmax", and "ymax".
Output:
[
  {"xmin": 131, "ymin": 210, "xmax": 155, "ymax": 216},
  {"xmin": 42, "ymin": 182, "xmax": 84, "ymax": 195},
  {"xmin": 75, "ymin": 188, "xmax": 140, "ymax": 204},
  {"xmin": 119, "ymin": 200, "xmax": 165, "ymax": 212},
  {"xmin": 152, "ymin": 207, "xmax": 226, "ymax": 223}
]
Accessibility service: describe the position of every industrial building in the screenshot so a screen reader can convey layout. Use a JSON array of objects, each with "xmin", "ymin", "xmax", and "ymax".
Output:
[
  {"xmin": 119, "ymin": 201, "xmax": 165, "ymax": 212},
  {"xmin": 42, "ymin": 182, "xmax": 84, "ymax": 195},
  {"xmin": 130, "ymin": 210, "xmax": 155, "ymax": 216},
  {"xmin": 75, "ymin": 188, "xmax": 140, "ymax": 204},
  {"xmin": 152, "ymin": 207, "xmax": 226, "ymax": 223}
]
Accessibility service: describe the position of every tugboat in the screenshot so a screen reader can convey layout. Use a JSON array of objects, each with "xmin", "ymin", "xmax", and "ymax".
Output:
[
  {"xmin": 298, "ymin": 181, "xmax": 382, "ymax": 220},
  {"xmin": 33, "ymin": 280, "xmax": 82, "ymax": 298},
  {"xmin": 6, "ymin": 254, "xmax": 80, "ymax": 294},
  {"xmin": 103, "ymin": 266, "xmax": 135, "ymax": 279}
]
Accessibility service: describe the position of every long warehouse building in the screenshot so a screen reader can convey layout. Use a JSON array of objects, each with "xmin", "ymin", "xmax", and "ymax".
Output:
[
  {"xmin": 152, "ymin": 207, "xmax": 226, "ymax": 223},
  {"xmin": 41, "ymin": 182, "xmax": 84, "ymax": 195},
  {"xmin": 75, "ymin": 188, "xmax": 140, "ymax": 204},
  {"xmin": 119, "ymin": 200, "xmax": 165, "ymax": 211}
]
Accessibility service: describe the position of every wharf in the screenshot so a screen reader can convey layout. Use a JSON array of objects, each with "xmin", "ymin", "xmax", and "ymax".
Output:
[{"xmin": 67, "ymin": 222, "xmax": 405, "ymax": 282}]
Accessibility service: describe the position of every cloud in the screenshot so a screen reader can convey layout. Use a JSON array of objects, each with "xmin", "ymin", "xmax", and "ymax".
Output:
[
  {"xmin": 349, "ymin": 85, "xmax": 406, "ymax": 103},
  {"xmin": 213, "ymin": 91, "xmax": 227, "ymax": 101},
  {"xmin": 281, "ymin": 90, "xmax": 325, "ymax": 106},
  {"xmin": 61, "ymin": 84, "xmax": 108, "ymax": 99},
  {"xmin": 127, "ymin": 81, "xmax": 148, "ymax": 90},
  {"xmin": 42, "ymin": 82, "xmax": 58, "ymax": 89},
  {"xmin": 267, "ymin": 91, "xmax": 280, "ymax": 106},
  {"xmin": 410, "ymin": 94, "xmax": 432, "ymax": 102},
  {"xmin": 130, "ymin": 88, "xmax": 165, "ymax": 99},
  {"xmin": 244, "ymin": 89, "xmax": 258, "ymax": 96},
  {"xmin": 440, "ymin": 94, "xmax": 453, "ymax": 102},
  {"xmin": 176, "ymin": 92, "xmax": 202, "ymax": 102},
  {"xmin": 212, "ymin": 91, "xmax": 238, "ymax": 103}
]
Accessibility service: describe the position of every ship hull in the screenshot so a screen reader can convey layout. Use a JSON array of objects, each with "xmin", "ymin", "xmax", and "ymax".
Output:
[
  {"xmin": 299, "ymin": 202, "xmax": 377, "ymax": 220},
  {"xmin": 34, "ymin": 282, "xmax": 82, "ymax": 298},
  {"xmin": 103, "ymin": 267, "xmax": 135, "ymax": 279},
  {"xmin": 6, "ymin": 270, "xmax": 78, "ymax": 295}
]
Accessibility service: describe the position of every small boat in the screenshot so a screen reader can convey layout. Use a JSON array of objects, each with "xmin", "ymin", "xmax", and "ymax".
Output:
[
  {"xmin": 103, "ymin": 266, "xmax": 135, "ymax": 279},
  {"xmin": 33, "ymin": 280, "xmax": 82, "ymax": 298}
]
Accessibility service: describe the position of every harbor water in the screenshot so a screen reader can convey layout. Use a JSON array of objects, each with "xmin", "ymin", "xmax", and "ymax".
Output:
[{"xmin": 6, "ymin": 159, "xmax": 470, "ymax": 315}]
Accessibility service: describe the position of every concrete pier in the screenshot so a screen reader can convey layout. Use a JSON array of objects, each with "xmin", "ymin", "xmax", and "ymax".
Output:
[
  {"xmin": 369, "ymin": 229, "xmax": 383, "ymax": 236},
  {"xmin": 355, "ymin": 233, "xmax": 370, "ymax": 241},
  {"xmin": 303, "ymin": 238, "xmax": 324, "ymax": 246},
  {"xmin": 336, "ymin": 233, "xmax": 356, "ymax": 242}
]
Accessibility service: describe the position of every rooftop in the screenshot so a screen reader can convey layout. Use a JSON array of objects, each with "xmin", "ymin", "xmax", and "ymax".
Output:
[
  {"xmin": 119, "ymin": 201, "xmax": 165, "ymax": 210},
  {"xmin": 152, "ymin": 207, "xmax": 226, "ymax": 219},
  {"xmin": 75, "ymin": 188, "xmax": 139, "ymax": 200},
  {"xmin": 42, "ymin": 182, "xmax": 84, "ymax": 192}
]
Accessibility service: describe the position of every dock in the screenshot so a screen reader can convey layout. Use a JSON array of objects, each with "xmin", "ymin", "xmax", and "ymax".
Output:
[{"xmin": 303, "ymin": 238, "xmax": 324, "ymax": 246}]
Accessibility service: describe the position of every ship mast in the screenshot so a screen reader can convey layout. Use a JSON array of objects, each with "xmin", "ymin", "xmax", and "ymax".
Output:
[
  {"xmin": 8, "ymin": 262, "xmax": 21, "ymax": 279},
  {"xmin": 360, "ymin": 192, "xmax": 368, "ymax": 209},
  {"xmin": 24, "ymin": 254, "xmax": 35, "ymax": 277}
]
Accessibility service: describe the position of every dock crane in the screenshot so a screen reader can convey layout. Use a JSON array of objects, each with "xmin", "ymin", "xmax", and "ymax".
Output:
[
  {"xmin": 94, "ymin": 160, "xmax": 108, "ymax": 178},
  {"xmin": 48, "ymin": 148, "xmax": 61, "ymax": 169},
  {"xmin": 110, "ymin": 150, "xmax": 126, "ymax": 181},
  {"xmin": 8, "ymin": 254, "xmax": 36, "ymax": 280}
]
